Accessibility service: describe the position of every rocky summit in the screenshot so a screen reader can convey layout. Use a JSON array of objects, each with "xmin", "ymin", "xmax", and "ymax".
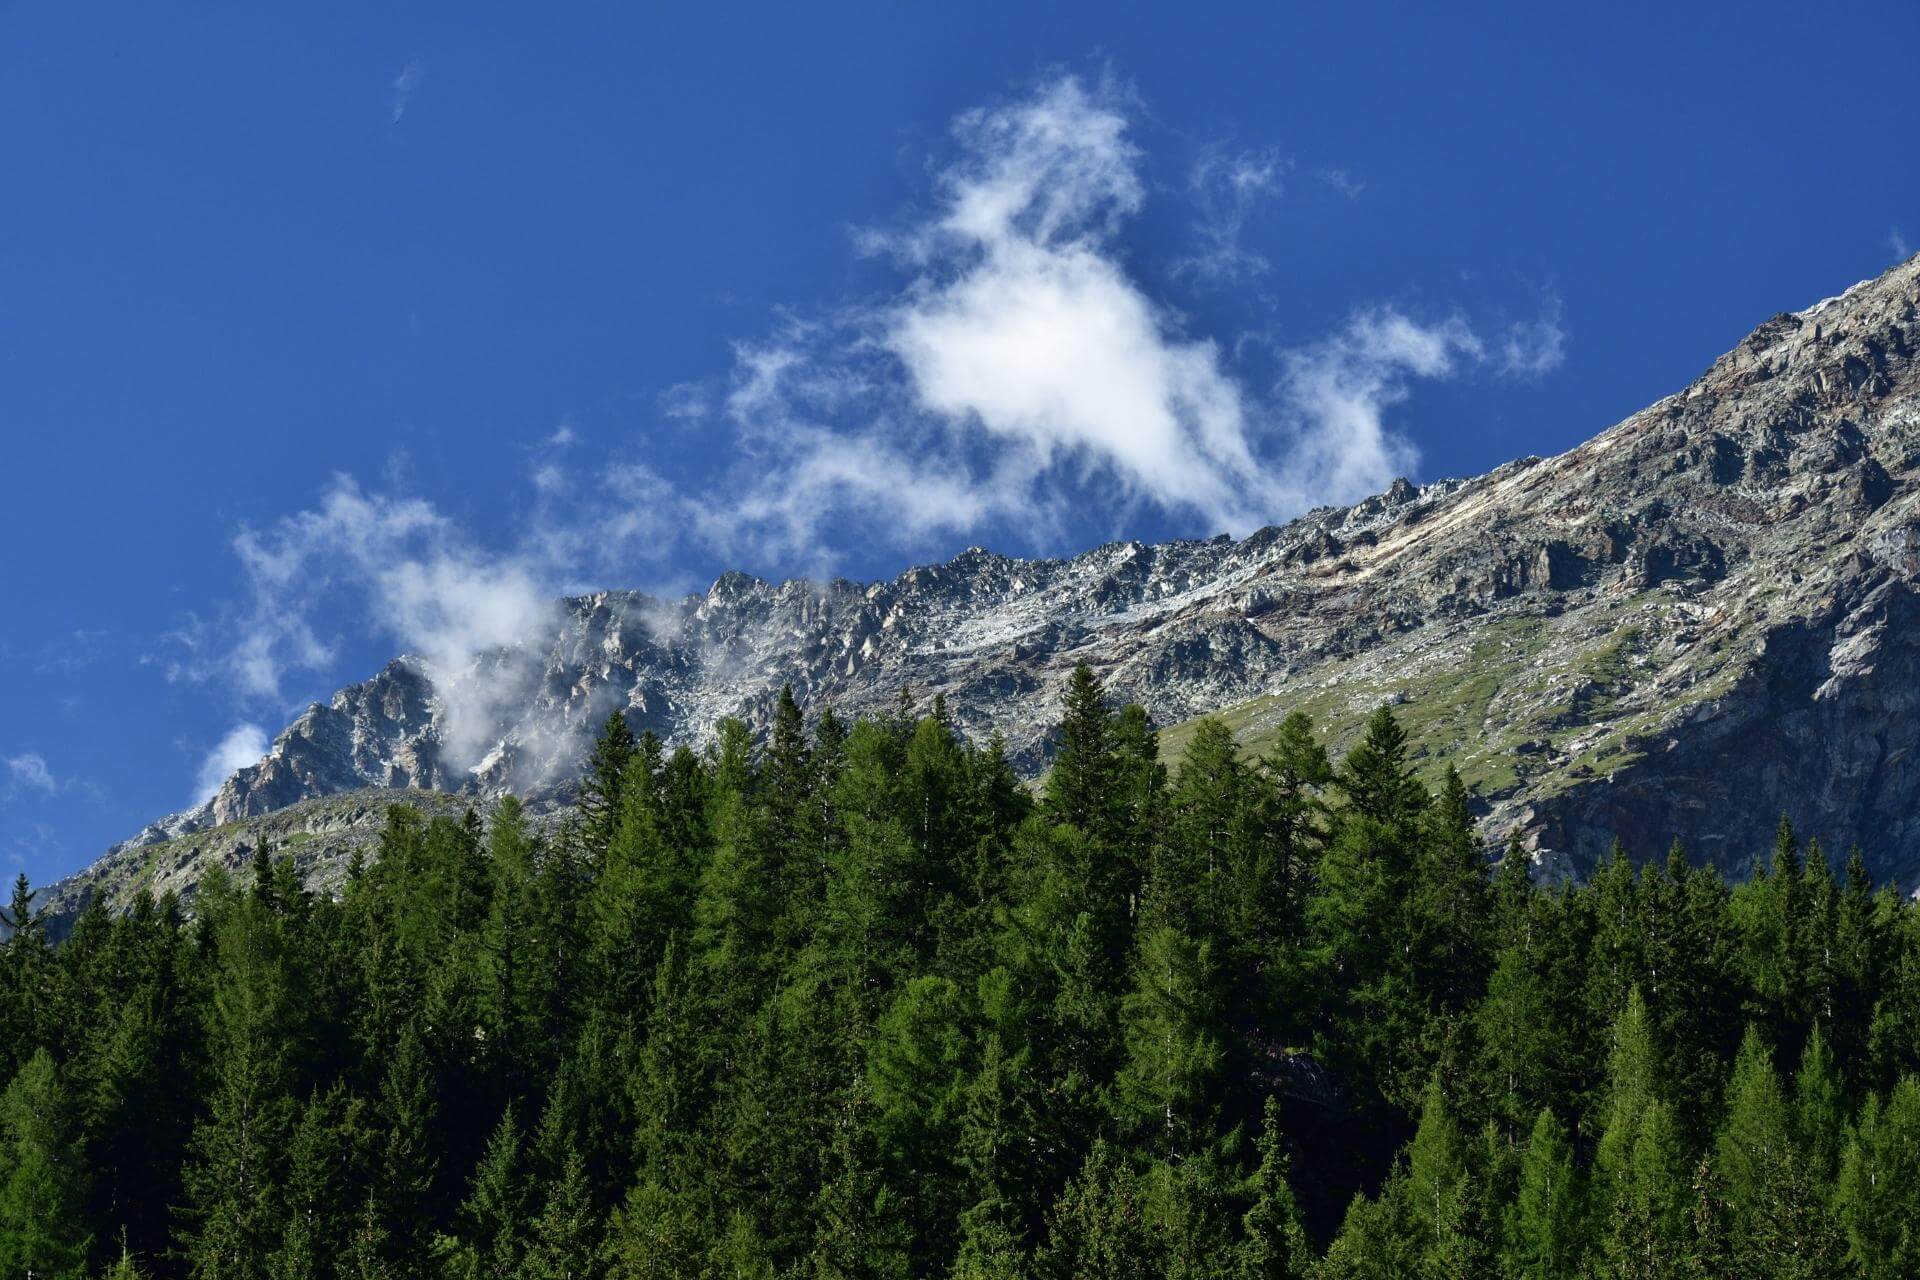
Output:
[{"xmin": 46, "ymin": 255, "xmax": 1920, "ymax": 924}]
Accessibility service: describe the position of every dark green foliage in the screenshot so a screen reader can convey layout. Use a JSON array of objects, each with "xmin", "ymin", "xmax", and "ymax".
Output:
[
  {"xmin": 0, "ymin": 1049, "xmax": 91, "ymax": 1278},
  {"xmin": 0, "ymin": 671, "xmax": 1910, "ymax": 1276}
]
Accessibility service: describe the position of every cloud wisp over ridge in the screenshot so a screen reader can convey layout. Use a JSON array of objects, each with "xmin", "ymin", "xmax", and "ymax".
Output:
[
  {"xmin": 168, "ymin": 72, "xmax": 1565, "ymax": 795},
  {"xmin": 689, "ymin": 73, "xmax": 1551, "ymax": 564},
  {"xmin": 194, "ymin": 725, "xmax": 269, "ymax": 805}
]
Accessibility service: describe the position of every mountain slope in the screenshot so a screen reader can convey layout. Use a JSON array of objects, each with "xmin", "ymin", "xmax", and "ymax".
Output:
[{"xmin": 46, "ymin": 255, "xmax": 1920, "ymax": 922}]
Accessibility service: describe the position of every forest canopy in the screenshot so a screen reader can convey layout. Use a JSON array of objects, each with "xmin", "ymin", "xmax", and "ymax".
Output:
[{"xmin": 3, "ymin": 665, "xmax": 1918, "ymax": 1278}]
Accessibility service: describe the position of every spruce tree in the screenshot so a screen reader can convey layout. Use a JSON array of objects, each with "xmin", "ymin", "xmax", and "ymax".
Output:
[
  {"xmin": 1113, "ymin": 926, "xmax": 1225, "ymax": 1162},
  {"xmin": 1043, "ymin": 664, "xmax": 1117, "ymax": 839},
  {"xmin": 181, "ymin": 894, "xmax": 300, "ymax": 1280},
  {"xmin": 1714, "ymin": 1023, "xmax": 1845, "ymax": 1276},
  {"xmin": 580, "ymin": 708, "xmax": 637, "ymax": 861},
  {"xmin": 1600, "ymin": 1099, "xmax": 1691, "ymax": 1279},
  {"xmin": 1836, "ymin": 1076, "xmax": 1920, "ymax": 1277},
  {"xmin": 0, "ymin": 1048, "xmax": 91, "ymax": 1279},
  {"xmin": 1335, "ymin": 705, "xmax": 1426, "ymax": 828},
  {"xmin": 1236, "ymin": 1097, "xmax": 1311, "ymax": 1280},
  {"xmin": 524, "ymin": 1148, "xmax": 602, "ymax": 1280},
  {"xmin": 1500, "ymin": 1107, "xmax": 1581, "ymax": 1280}
]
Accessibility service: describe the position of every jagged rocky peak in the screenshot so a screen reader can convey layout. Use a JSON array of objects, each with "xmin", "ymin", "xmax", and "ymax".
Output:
[{"xmin": 50, "ymin": 254, "xmax": 1920, "ymax": 923}]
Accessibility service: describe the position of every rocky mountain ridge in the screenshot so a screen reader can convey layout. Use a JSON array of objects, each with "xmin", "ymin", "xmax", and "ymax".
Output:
[{"xmin": 45, "ymin": 254, "xmax": 1920, "ymax": 924}]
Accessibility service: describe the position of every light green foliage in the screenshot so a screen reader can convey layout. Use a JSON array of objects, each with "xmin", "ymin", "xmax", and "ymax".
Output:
[{"xmin": 1, "ymin": 670, "xmax": 1915, "ymax": 1277}]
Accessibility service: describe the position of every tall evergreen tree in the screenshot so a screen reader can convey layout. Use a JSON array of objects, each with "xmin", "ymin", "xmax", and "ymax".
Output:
[
  {"xmin": 1500, "ymin": 1107, "xmax": 1581, "ymax": 1280},
  {"xmin": 1235, "ymin": 1098, "xmax": 1310, "ymax": 1280},
  {"xmin": 1043, "ymin": 664, "xmax": 1117, "ymax": 840},
  {"xmin": 580, "ymin": 708, "xmax": 638, "ymax": 862},
  {"xmin": 1836, "ymin": 1076, "xmax": 1920, "ymax": 1278},
  {"xmin": 0, "ymin": 1048, "xmax": 91, "ymax": 1279},
  {"xmin": 181, "ymin": 891, "xmax": 301, "ymax": 1280}
]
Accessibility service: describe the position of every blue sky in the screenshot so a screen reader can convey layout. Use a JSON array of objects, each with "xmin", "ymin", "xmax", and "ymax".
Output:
[{"xmin": 3, "ymin": 0, "xmax": 1916, "ymax": 887}]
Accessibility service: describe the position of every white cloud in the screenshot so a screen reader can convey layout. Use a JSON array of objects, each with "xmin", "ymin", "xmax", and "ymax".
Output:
[
  {"xmin": 390, "ymin": 61, "xmax": 423, "ymax": 125},
  {"xmin": 1276, "ymin": 310, "xmax": 1482, "ymax": 505},
  {"xmin": 531, "ymin": 462, "xmax": 567, "ymax": 495},
  {"xmin": 660, "ymin": 382, "xmax": 711, "ymax": 421},
  {"xmin": 5, "ymin": 753, "xmax": 57, "ymax": 796},
  {"xmin": 1318, "ymin": 168, "xmax": 1366, "ymax": 199},
  {"xmin": 1178, "ymin": 146, "xmax": 1287, "ymax": 283},
  {"xmin": 547, "ymin": 423, "xmax": 578, "ymax": 448},
  {"xmin": 1894, "ymin": 228, "xmax": 1913, "ymax": 262},
  {"xmin": 1497, "ymin": 293, "xmax": 1568, "ymax": 379},
  {"xmin": 702, "ymin": 73, "xmax": 1487, "ymax": 552},
  {"xmin": 225, "ymin": 478, "xmax": 560, "ymax": 767},
  {"xmin": 195, "ymin": 725, "xmax": 269, "ymax": 805},
  {"xmin": 173, "ymin": 71, "xmax": 1566, "ymax": 780}
]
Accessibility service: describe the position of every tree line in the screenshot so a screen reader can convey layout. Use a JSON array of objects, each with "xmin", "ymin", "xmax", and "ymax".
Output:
[{"xmin": 3, "ymin": 665, "xmax": 1919, "ymax": 1277}]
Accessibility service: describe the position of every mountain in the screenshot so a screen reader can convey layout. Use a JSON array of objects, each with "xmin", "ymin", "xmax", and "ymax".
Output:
[{"xmin": 44, "ymin": 255, "xmax": 1920, "ymax": 924}]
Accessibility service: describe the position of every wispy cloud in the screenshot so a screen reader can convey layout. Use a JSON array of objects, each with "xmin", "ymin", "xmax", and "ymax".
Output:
[
  {"xmin": 5, "ymin": 753, "xmax": 57, "ymax": 797},
  {"xmin": 195, "ymin": 725, "xmax": 268, "ymax": 805},
  {"xmin": 1497, "ymin": 291, "xmax": 1568, "ymax": 379},
  {"xmin": 691, "ymin": 73, "xmax": 1502, "ymax": 555},
  {"xmin": 1177, "ymin": 145, "xmax": 1287, "ymax": 283},
  {"xmin": 1895, "ymin": 228, "xmax": 1913, "ymax": 262},
  {"xmin": 33, "ymin": 628, "xmax": 110, "ymax": 676},
  {"xmin": 390, "ymin": 61, "xmax": 423, "ymax": 126},
  {"xmin": 170, "ymin": 71, "xmax": 1567, "ymax": 798},
  {"xmin": 1318, "ymin": 168, "xmax": 1366, "ymax": 199}
]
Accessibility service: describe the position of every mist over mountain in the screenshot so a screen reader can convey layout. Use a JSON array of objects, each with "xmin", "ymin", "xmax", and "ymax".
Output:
[{"xmin": 41, "ymin": 253, "xmax": 1920, "ymax": 926}]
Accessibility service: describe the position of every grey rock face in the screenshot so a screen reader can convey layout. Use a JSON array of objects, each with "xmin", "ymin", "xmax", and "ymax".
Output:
[{"xmin": 47, "ymin": 255, "xmax": 1920, "ymax": 921}]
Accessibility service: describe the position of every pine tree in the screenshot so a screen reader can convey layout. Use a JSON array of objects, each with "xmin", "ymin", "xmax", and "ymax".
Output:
[
  {"xmin": 181, "ymin": 894, "xmax": 300, "ymax": 1280},
  {"xmin": 481, "ymin": 794, "xmax": 550, "ymax": 1098},
  {"xmin": 1258, "ymin": 711, "xmax": 1332, "ymax": 913},
  {"xmin": 1593, "ymin": 987, "xmax": 1662, "ymax": 1206},
  {"xmin": 1043, "ymin": 664, "xmax": 1117, "ymax": 839},
  {"xmin": 446, "ymin": 1103, "xmax": 531, "ymax": 1280},
  {"xmin": 706, "ymin": 1211, "xmax": 777, "ymax": 1280},
  {"xmin": 1112, "ymin": 926, "xmax": 1225, "ymax": 1162},
  {"xmin": 1403, "ymin": 1073, "xmax": 1473, "ymax": 1268},
  {"xmin": 954, "ymin": 1031, "xmax": 1043, "ymax": 1244},
  {"xmin": 1600, "ymin": 1098, "xmax": 1691, "ymax": 1279},
  {"xmin": 370, "ymin": 1020, "xmax": 439, "ymax": 1270},
  {"xmin": 1411, "ymin": 765, "xmax": 1492, "ymax": 1019},
  {"xmin": 273, "ymin": 1083, "xmax": 372, "ymax": 1279},
  {"xmin": 524, "ymin": 1148, "xmax": 601, "ymax": 1280},
  {"xmin": 1715, "ymin": 1024, "xmax": 1845, "ymax": 1276},
  {"xmin": 948, "ymin": 1209, "xmax": 1027, "ymax": 1280},
  {"xmin": 1236, "ymin": 1097, "xmax": 1310, "ymax": 1280},
  {"xmin": 100, "ymin": 1239, "xmax": 149, "ymax": 1280},
  {"xmin": 805, "ymin": 1079, "xmax": 912, "ymax": 1280},
  {"xmin": 1836, "ymin": 1076, "xmax": 1920, "ymax": 1277},
  {"xmin": 1793, "ymin": 1023, "xmax": 1846, "ymax": 1192},
  {"xmin": 608, "ymin": 1174, "xmax": 706, "ymax": 1280},
  {"xmin": 580, "ymin": 708, "xmax": 638, "ymax": 861},
  {"xmin": 0, "ymin": 874, "xmax": 50, "ymax": 1084},
  {"xmin": 1500, "ymin": 1107, "xmax": 1581, "ymax": 1280},
  {"xmin": 1336, "ymin": 705, "xmax": 1426, "ymax": 828},
  {"xmin": 1035, "ymin": 1142, "xmax": 1158, "ymax": 1280},
  {"xmin": 1317, "ymin": 1188, "xmax": 1417, "ymax": 1280},
  {"xmin": 0, "ymin": 1049, "xmax": 91, "ymax": 1279},
  {"xmin": 1156, "ymin": 718, "xmax": 1246, "ymax": 942}
]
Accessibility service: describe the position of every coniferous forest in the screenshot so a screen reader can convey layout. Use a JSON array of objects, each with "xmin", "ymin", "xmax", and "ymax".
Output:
[{"xmin": 6, "ymin": 666, "xmax": 1920, "ymax": 1278}]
